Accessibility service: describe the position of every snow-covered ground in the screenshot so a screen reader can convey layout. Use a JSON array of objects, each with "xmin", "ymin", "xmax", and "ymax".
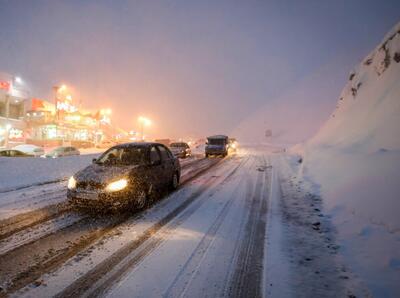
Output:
[
  {"xmin": 0, "ymin": 154, "xmax": 99, "ymax": 192},
  {"xmin": 293, "ymin": 22, "xmax": 400, "ymax": 296}
]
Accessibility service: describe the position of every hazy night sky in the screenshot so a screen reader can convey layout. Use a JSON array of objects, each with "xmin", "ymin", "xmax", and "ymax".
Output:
[{"xmin": 1, "ymin": 0, "xmax": 399, "ymax": 140}]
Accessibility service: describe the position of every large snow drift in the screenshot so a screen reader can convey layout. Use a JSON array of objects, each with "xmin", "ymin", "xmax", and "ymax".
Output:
[{"xmin": 298, "ymin": 22, "xmax": 400, "ymax": 296}]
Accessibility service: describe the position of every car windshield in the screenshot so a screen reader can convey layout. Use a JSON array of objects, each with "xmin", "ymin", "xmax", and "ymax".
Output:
[
  {"xmin": 96, "ymin": 146, "xmax": 147, "ymax": 166},
  {"xmin": 208, "ymin": 139, "xmax": 226, "ymax": 146}
]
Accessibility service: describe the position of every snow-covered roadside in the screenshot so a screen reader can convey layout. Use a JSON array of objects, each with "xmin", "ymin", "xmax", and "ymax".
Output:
[
  {"xmin": 298, "ymin": 148, "xmax": 400, "ymax": 296},
  {"xmin": 264, "ymin": 153, "xmax": 366, "ymax": 297},
  {"xmin": 0, "ymin": 154, "xmax": 99, "ymax": 192},
  {"xmin": 292, "ymin": 22, "xmax": 400, "ymax": 296}
]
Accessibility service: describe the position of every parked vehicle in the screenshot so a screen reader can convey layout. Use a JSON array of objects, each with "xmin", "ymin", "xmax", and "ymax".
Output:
[
  {"xmin": 42, "ymin": 146, "xmax": 80, "ymax": 158},
  {"xmin": 0, "ymin": 149, "xmax": 33, "ymax": 157},
  {"xmin": 169, "ymin": 142, "xmax": 191, "ymax": 158},
  {"xmin": 154, "ymin": 139, "xmax": 171, "ymax": 146},
  {"xmin": 67, "ymin": 142, "xmax": 181, "ymax": 211},
  {"xmin": 71, "ymin": 140, "xmax": 94, "ymax": 149},
  {"xmin": 205, "ymin": 135, "xmax": 229, "ymax": 157},
  {"xmin": 12, "ymin": 144, "xmax": 45, "ymax": 157}
]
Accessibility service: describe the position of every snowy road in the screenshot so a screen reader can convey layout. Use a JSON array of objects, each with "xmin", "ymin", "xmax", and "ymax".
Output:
[{"xmin": 0, "ymin": 147, "xmax": 352, "ymax": 297}]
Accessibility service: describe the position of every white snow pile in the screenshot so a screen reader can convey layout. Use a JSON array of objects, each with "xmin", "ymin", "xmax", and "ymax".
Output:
[
  {"xmin": 295, "ymin": 22, "xmax": 400, "ymax": 296},
  {"xmin": 0, "ymin": 154, "xmax": 99, "ymax": 192}
]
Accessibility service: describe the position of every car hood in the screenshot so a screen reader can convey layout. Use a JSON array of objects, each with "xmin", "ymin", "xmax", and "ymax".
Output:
[{"xmin": 74, "ymin": 164, "xmax": 139, "ymax": 184}]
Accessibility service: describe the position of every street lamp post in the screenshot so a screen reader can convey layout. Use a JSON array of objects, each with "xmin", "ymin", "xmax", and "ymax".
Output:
[{"xmin": 138, "ymin": 116, "xmax": 151, "ymax": 141}]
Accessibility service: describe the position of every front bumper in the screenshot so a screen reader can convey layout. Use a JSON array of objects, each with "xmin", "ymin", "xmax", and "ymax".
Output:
[
  {"xmin": 205, "ymin": 149, "xmax": 227, "ymax": 155},
  {"xmin": 67, "ymin": 188, "xmax": 134, "ymax": 210},
  {"xmin": 173, "ymin": 151, "xmax": 190, "ymax": 158}
]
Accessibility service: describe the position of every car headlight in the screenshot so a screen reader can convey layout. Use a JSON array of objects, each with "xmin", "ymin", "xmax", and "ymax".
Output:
[
  {"xmin": 106, "ymin": 179, "xmax": 128, "ymax": 192},
  {"xmin": 68, "ymin": 176, "xmax": 76, "ymax": 189}
]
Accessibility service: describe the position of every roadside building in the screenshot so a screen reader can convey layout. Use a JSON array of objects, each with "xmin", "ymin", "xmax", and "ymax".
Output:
[{"xmin": 0, "ymin": 72, "xmax": 29, "ymax": 148}]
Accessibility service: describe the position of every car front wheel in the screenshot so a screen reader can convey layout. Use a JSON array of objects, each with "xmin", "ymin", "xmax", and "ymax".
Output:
[
  {"xmin": 171, "ymin": 172, "xmax": 179, "ymax": 190},
  {"xmin": 135, "ymin": 189, "xmax": 147, "ymax": 209}
]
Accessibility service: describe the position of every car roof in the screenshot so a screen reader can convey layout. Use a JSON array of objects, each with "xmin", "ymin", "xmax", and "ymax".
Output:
[
  {"xmin": 111, "ymin": 142, "xmax": 165, "ymax": 149},
  {"xmin": 14, "ymin": 144, "xmax": 39, "ymax": 148},
  {"xmin": 207, "ymin": 135, "xmax": 228, "ymax": 140}
]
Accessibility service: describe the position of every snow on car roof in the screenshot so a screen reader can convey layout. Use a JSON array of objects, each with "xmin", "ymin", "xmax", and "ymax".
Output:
[
  {"xmin": 112, "ymin": 142, "xmax": 163, "ymax": 149},
  {"xmin": 207, "ymin": 135, "xmax": 228, "ymax": 139}
]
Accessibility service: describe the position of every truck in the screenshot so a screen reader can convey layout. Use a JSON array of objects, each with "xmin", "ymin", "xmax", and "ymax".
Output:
[{"xmin": 205, "ymin": 135, "xmax": 229, "ymax": 157}]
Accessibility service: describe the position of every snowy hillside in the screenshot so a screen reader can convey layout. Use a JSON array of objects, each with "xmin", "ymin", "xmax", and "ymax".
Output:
[
  {"xmin": 309, "ymin": 24, "xmax": 400, "ymax": 152},
  {"xmin": 298, "ymin": 22, "xmax": 400, "ymax": 296}
]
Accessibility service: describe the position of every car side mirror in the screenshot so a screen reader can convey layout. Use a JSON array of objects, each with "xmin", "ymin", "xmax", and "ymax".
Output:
[{"xmin": 92, "ymin": 158, "xmax": 97, "ymax": 163}]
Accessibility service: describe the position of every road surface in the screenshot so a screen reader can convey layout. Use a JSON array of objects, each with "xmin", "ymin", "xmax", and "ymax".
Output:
[{"xmin": 0, "ymin": 147, "xmax": 352, "ymax": 297}]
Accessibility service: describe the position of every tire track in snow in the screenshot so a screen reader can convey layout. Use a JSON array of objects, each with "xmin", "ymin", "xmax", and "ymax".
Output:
[
  {"xmin": 163, "ymin": 156, "xmax": 251, "ymax": 298},
  {"xmin": 55, "ymin": 156, "xmax": 243, "ymax": 298},
  {"xmin": 0, "ymin": 156, "xmax": 224, "ymax": 296},
  {"xmin": 0, "ymin": 201, "xmax": 70, "ymax": 241},
  {"xmin": 227, "ymin": 154, "xmax": 270, "ymax": 298}
]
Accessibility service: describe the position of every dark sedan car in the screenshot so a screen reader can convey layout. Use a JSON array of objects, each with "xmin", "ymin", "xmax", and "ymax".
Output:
[
  {"xmin": 67, "ymin": 142, "xmax": 181, "ymax": 211},
  {"xmin": 169, "ymin": 142, "xmax": 191, "ymax": 158},
  {"xmin": 0, "ymin": 149, "xmax": 33, "ymax": 157}
]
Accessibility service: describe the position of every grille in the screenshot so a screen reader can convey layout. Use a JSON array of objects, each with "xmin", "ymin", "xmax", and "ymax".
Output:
[{"xmin": 76, "ymin": 181, "xmax": 104, "ymax": 190}]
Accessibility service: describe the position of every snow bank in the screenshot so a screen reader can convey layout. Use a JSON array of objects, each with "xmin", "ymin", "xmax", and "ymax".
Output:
[
  {"xmin": 298, "ymin": 22, "xmax": 400, "ymax": 296},
  {"xmin": 0, "ymin": 155, "xmax": 99, "ymax": 192}
]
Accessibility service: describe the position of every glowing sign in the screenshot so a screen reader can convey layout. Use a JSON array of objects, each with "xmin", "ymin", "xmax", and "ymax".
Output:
[
  {"xmin": 56, "ymin": 101, "xmax": 77, "ymax": 113},
  {"xmin": 0, "ymin": 81, "xmax": 10, "ymax": 91},
  {"xmin": 9, "ymin": 128, "xmax": 23, "ymax": 140}
]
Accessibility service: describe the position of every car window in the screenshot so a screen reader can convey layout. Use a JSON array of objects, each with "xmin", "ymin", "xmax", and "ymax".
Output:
[
  {"xmin": 158, "ymin": 145, "xmax": 172, "ymax": 160},
  {"xmin": 150, "ymin": 146, "xmax": 161, "ymax": 164},
  {"xmin": 208, "ymin": 139, "xmax": 226, "ymax": 146}
]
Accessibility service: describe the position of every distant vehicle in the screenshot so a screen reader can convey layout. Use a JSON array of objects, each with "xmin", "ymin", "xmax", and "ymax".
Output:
[
  {"xmin": 228, "ymin": 138, "xmax": 238, "ymax": 152},
  {"xmin": 169, "ymin": 142, "xmax": 191, "ymax": 158},
  {"xmin": 154, "ymin": 139, "xmax": 171, "ymax": 146},
  {"xmin": 67, "ymin": 142, "xmax": 181, "ymax": 212},
  {"xmin": 72, "ymin": 140, "xmax": 94, "ymax": 149},
  {"xmin": 96, "ymin": 140, "xmax": 117, "ymax": 149},
  {"xmin": 12, "ymin": 144, "xmax": 45, "ymax": 157},
  {"xmin": 0, "ymin": 149, "xmax": 33, "ymax": 157},
  {"xmin": 42, "ymin": 146, "xmax": 80, "ymax": 158},
  {"xmin": 205, "ymin": 135, "xmax": 229, "ymax": 157}
]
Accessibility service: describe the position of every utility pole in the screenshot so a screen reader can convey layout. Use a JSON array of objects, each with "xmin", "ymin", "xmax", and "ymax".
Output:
[{"xmin": 4, "ymin": 94, "xmax": 10, "ymax": 148}]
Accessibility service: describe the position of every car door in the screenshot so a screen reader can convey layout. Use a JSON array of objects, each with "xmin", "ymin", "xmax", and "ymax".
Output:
[
  {"xmin": 149, "ymin": 145, "xmax": 164, "ymax": 189},
  {"xmin": 65, "ymin": 147, "xmax": 72, "ymax": 156},
  {"xmin": 157, "ymin": 145, "xmax": 174, "ymax": 185}
]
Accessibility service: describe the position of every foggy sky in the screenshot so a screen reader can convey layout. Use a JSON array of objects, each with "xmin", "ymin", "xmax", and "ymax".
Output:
[{"xmin": 1, "ymin": 0, "xmax": 399, "ymax": 140}]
